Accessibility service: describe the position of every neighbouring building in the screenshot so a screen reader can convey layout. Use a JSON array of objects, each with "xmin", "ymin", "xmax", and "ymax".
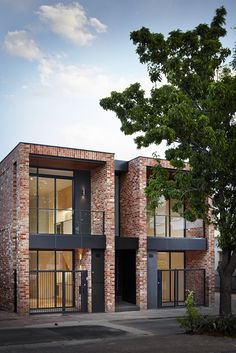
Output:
[{"xmin": 0, "ymin": 143, "xmax": 215, "ymax": 314}]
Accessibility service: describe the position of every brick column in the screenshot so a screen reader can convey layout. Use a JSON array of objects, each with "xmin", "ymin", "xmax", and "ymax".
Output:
[
  {"xmin": 91, "ymin": 157, "xmax": 115, "ymax": 312},
  {"xmin": 16, "ymin": 144, "xmax": 30, "ymax": 314}
]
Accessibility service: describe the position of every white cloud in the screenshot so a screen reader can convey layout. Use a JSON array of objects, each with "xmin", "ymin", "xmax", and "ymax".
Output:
[
  {"xmin": 89, "ymin": 17, "xmax": 107, "ymax": 33},
  {"xmin": 37, "ymin": 56, "xmax": 153, "ymax": 99},
  {"xmin": 38, "ymin": 2, "xmax": 107, "ymax": 46},
  {"xmin": 4, "ymin": 30, "xmax": 41, "ymax": 60}
]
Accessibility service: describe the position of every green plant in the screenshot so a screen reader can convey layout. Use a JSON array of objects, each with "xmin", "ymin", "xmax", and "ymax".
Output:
[
  {"xmin": 178, "ymin": 291, "xmax": 236, "ymax": 336},
  {"xmin": 178, "ymin": 290, "xmax": 200, "ymax": 333}
]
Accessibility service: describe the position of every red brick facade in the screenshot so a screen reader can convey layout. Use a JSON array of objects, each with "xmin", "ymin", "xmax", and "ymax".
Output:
[
  {"xmin": 120, "ymin": 156, "xmax": 215, "ymax": 309},
  {"xmin": 0, "ymin": 144, "xmax": 215, "ymax": 314}
]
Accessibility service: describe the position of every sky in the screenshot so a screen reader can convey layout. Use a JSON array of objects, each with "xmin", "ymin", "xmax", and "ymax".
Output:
[{"xmin": 0, "ymin": 0, "xmax": 236, "ymax": 162}]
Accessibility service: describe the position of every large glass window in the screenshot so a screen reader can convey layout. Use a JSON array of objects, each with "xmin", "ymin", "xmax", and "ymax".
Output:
[
  {"xmin": 38, "ymin": 178, "xmax": 55, "ymax": 234},
  {"xmin": 147, "ymin": 197, "xmax": 185, "ymax": 237},
  {"xmin": 29, "ymin": 250, "xmax": 73, "ymax": 309},
  {"xmin": 29, "ymin": 177, "xmax": 37, "ymax": 233},
  {"xmin": 56, "ymin": 179, "xmax": 72, "ymax": 234},
  {"xmin": 29, "ymin": 169, "xmax": 73, "ymax": 234}
]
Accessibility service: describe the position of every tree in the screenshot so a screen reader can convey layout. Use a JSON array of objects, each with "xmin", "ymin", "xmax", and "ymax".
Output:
[{"xmin": 100, "ymin": 7, "xmax": 236, "ymax": 315}]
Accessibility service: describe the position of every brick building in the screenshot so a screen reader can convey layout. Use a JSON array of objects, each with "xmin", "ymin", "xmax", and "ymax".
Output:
[{"xmin": 0, "ymin": 143, "xmax": 215, "ymax": 314}]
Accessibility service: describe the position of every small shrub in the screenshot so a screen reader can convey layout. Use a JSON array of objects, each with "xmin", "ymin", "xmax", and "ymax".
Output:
[
  {"xmin": 178, "ymin": 290, "xmax": 200, "ymax": 333},
  {"xmin": 178, "ymin": 291, "xmax": 236, "ymax": 336}
]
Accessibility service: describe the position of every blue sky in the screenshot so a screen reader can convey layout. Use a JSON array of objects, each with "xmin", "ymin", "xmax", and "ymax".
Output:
[{"xmin": 1, "ymin": 0, "xmax": 236, "ymax": 161}]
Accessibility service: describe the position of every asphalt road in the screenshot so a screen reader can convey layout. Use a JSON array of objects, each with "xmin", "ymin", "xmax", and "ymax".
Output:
[{"xmin": 0, "ymin": 319, "xmax": 236, "ymax": 353}]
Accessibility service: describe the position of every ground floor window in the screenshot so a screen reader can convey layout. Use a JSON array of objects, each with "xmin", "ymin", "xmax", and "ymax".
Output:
[
  {"xmin": 29, "ymin": 250, "xmax": 73, "ymax": 310},
  {"xmin": 157, "ymin": 252, "xmax": 184, "ymax": 305}
]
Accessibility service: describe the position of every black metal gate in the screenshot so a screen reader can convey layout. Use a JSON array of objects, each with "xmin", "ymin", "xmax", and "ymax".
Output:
[
  {"xmin": 29, "ymin": 270, "xmax": 88, "ymax": 314},
  {"xmin": 157, "ymin": 269, "xmax": 205, "ymax": 308}
]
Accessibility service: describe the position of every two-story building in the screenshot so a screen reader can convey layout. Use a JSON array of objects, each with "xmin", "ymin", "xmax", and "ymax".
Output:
[{"xmin": 0, "ymin": 143, "xmax": 215, "ymax": 314}]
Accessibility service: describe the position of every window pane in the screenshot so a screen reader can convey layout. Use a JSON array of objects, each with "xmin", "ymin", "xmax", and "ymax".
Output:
[
  {"xmin": 29, "ymin": 167, "xmax": 37, "ymax": 174},
  {"xmin": 56, "ymin": 179, "xmax": 72, "ymax": 234},
  {"xmin": 56, "ymin": 210, "xmax": 72, "ymax": 234},
  {"xmin": 162, "ymin": 271, "xmax": 171, "ymax": 302},
  {"xmin": 29, "ymin": 209, "xmax": 37, "ymax": 234},
  {"xmin": 29, "ymin": 176, "xmax": 37, "ymax": 208},
  {"xmin": 157, "ymin": 252, "xmax": 169, "ymax": 269},
  {"xmin": 38, "ymin": 177, "xmax": 54, "ymax": 209},
  {"xmin": 38, "ymin": 251, "xmax": 55, "ymax": 270},
  {"xmin": 147, "ymin": 213, "xmax": 154, "ymax": 236},
  {"xmin": 155, "ymin": 215, "xmax": 168, "ymax": 237},
  {"xmin": 171, "ymin": 252, "xmax": 184, "ymax": 269},
  {"xmin": 38, "ymin": 168, "xmax": 73, "ymax": 177},
  {"xmin": 38, "ymin": 209, "xmax": 55, "ymax": 234},
  {"xmin": 56, "ymin": 251, "xmax": 73, "ymax": 270},
  {"xmin": 38, "ymin": 178, "xmax": 54, "ymax": 233},
  {"xmin": 156, "ymin": 196, "xmax": 169, "ymax": 215},
  {"xmin": 56, "ymin": 179, "xmax": 72, "ymax": 209},
  {"xmin": 29, "ymin": 251, "xmax": 37, "ymax": 270},
  {"xmin": 170, "ymin": 217, "xmax": 184, "ymax": 237}
]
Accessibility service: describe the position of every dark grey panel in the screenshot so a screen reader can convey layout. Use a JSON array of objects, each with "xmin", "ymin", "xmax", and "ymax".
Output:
[
  {"xmin": 147, "ymin": 251, "xmax": 157, "ymax": 309},
  {"xmin": 147, "ymin": 237, "xmax": 207, "ymax": 251},
  {"xmin": 115, "ymin": 237, "xmax": 139, "ymax": 250},
  {"xmin": 74, "ymin": 170, "xmax": 91, "ymax": 234},
  {"xmin": 115, "ymin": 160, "xmax": 128, "ymax": 172},
  {"xmin": 92, "ymin": 250, "xmax": 105, "ymax": 312},
  {"xmin": 29, "ymin": 235, "xmax": 105, "ymax": 249}
]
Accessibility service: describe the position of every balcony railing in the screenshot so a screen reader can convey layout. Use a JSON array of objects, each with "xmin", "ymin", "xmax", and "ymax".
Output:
[
  {"xmin": 147, "ymin": 214, "xmax": 204, "ymax": 238},
  {"xmin": 30, "ymin": 208, "xmax": 105, "ymax": 236}
]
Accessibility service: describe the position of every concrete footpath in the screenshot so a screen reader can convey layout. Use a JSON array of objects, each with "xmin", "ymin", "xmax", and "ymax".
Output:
[{"xmin": 0, "ymin": 293, "xmax": 235, "ymax": 330}]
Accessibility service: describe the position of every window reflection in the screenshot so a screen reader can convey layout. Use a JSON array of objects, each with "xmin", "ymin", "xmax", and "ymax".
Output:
[{"xmin": 147, "ymin": 197, "xmax": 184, "ymax": 237}]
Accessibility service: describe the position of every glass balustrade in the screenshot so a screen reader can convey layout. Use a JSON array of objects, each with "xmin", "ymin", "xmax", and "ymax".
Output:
[{"xmin": 29, "ymin": 209, "xmax": 104, "ymax": 235}]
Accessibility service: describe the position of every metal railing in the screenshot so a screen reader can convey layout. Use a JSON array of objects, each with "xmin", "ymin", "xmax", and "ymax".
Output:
[
  {"xmin": 147, "ymin": 214, "xmax": 204, "ymax": 238},
  {"xmin": 29, "ymin": 208, "xmax": 105, "ymax": 235},
  {"xmin": 157, "ymin": 268, "xmax": 205, "ymax": 308},
  {"xmin": 29, "ymin": 270, "xmax": 88, "ymax": 313}
]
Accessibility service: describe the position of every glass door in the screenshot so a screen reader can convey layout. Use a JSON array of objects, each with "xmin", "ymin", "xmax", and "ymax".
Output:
[
  {"xmin": 157, "ymin": 252, "xmax": 184, "ymax": 306},
  {"xmin": 29, "ymin": 250, "xmax": 73, "ymax": 310},
  {"xmin": 56, "ymin": 251, "xmax": 73, "ymax": 308}
]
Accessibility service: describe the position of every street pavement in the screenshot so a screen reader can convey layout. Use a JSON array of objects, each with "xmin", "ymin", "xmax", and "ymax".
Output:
[
  {"xmin": 0, "ymin": 293, "xmax": 236, "ymax": 352},
  {"xmin": 0, "ymin": 319, "xmax": 236, "ymax": 353}
]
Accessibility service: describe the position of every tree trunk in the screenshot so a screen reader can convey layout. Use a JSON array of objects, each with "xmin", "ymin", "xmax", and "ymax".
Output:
[
  {"xmin": 217, "ymin": 249, "xmax": 236, "ymax": 316},
  {"xmin": 219, "ymin": 269, "xmax": 232, "ymax": 315}
]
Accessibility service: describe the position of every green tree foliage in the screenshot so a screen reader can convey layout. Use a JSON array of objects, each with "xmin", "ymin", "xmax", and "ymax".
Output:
[{"xmin": 100, "ymin": 7, "xmax": 236, "ymax": 315}]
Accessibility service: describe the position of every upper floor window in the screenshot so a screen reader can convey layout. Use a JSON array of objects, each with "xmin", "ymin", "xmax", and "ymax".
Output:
[
  {"xmin": 147, "ymin": 196, "xmax": 185, "ymax": 238},
  {"xmin": 29, "ymin": 168, "xmax": 73, "ymax": 234}
]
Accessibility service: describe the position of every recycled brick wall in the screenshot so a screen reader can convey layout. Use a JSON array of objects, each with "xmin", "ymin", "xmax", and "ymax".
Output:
[
  {"xmin": 91, "ymin": 158, "xmax": 115, "ymax": 312},
  {"xmin": 29, "ymin": 143, "xmax": 115, "ymax": 313},
  {"xmin": 185, "ymin": 269, "xmax": 205, "ymax": 305},
  {"xmin": 0, "ymin": 143, "xmax": 30, "ymax": 314},
  {"xmin": 0, "ymin": 154, "xmax": 16, "ymax": 311},
  {"xmin": 119, "ymin": 158, "xmax": 147, "ymax": 309},
  {"xmin": 185, "ymin": 224, "xmax": 215, "ymax": 306},
  {"xmin": 0, "ymin": 143, "xmax": 115, "ymax": 314},
  {"xmin": 186, "ymin": 219, "xmax": 205, "ymax": 238}
]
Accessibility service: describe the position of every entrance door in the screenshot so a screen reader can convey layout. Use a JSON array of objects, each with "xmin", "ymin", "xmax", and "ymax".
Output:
[
  {"xmin": 157, "ymin": 252, "xmax": 184, "ymax": 307},
  {"xmin": 115, "ymin": 250, "xmax": 136, "ymax": 304}
]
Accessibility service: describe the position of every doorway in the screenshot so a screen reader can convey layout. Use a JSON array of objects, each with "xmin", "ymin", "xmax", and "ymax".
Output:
[
  {"xmin": 115, "ymin": 250, "xmax": 137, "ymax": 310},
  {"xmin": 157, "ymin": 252, "xmax": 184, "ymax": 307}
]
